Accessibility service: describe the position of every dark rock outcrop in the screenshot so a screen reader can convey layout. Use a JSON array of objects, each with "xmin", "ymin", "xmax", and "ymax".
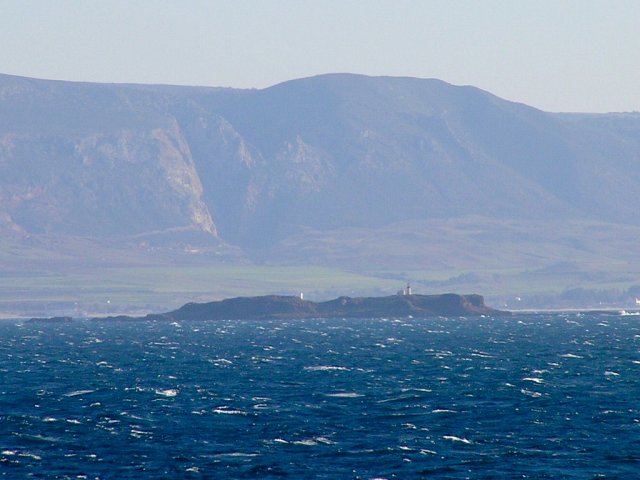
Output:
[
  {"xmin": 26, "ymin": 316, "xmax": 73, "ymax": 323},
  {"xmin": 96, "ymin": 293, "xmax": 508, "ymax": 321}
]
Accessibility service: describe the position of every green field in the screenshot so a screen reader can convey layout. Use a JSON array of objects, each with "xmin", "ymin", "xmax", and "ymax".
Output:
[
  {"xmin": 0, "ymin": 264, "xmax": 402, "ymax": 318},
  {"xmin": 2, "ymin": 216, "xmax": 640, "ymax": 317},
  {"xmin": 2, "ymin": 260, "xmax": 639, "ymax": 318}
]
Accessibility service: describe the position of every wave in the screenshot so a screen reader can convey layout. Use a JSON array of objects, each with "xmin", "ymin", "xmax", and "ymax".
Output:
[
  {"xmin": 155, "ymin": 389, "xmax": 179, "ymax": 397},
  {"xmin": 323, "ymin": 392, "xmax": 363, "ymax": 398},
  {"xmin": 63, "ymin": 389, "xmax": 96, "ymax": 397},
  {"xmin": 304, "ymin": 365, "xmax": 351, "ymax": 372},
  {"xmin": 443, "ymin": 435, "xmax": 473, "ymax": 444}
]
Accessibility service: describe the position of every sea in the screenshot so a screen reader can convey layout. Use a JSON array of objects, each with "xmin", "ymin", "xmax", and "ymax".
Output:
[{"xmin": 1, "ymin": 313, "xmax": 639, "ymax": 479}]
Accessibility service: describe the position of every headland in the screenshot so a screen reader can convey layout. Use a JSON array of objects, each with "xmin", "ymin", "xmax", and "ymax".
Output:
[{"xmin": 94, "ymin": 293, "xmax": 509, "ymax": 322}]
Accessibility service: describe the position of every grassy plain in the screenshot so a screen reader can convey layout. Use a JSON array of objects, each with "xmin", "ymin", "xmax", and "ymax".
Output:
[
  {"xmin": 0, "ymin": 264, "xmax": 400, "ymax": 318},
  {"xmin": 2, "ymin": 216, "xmax": 640, "ymax": 317}
]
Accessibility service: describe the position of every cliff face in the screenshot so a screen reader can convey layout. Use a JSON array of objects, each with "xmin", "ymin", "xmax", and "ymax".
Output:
[
  {"xmin": 0, "ymin": 77, "xmax": 217, "ymax": 240},
  {"xmin": 2, "ymin": 72, "xmax": 640, "ymax": 273}
]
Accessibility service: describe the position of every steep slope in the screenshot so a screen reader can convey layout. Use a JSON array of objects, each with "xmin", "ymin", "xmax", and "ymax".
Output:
[
  {"xmin": 201, "ymin": 74, "xmax": 640, "ymax": 248},
  {"xmin": 0, "ymin": 74, "xmax": 217, "ymax": 240},
  {"xmin": 1, "ymin": 72, "xmax": 640, "ymax": 264}
]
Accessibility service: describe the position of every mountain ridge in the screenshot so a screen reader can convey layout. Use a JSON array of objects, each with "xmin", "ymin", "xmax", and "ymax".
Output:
[{"xmin": 2, "ymin": 72, "xmax": 640, "ymax": 313}]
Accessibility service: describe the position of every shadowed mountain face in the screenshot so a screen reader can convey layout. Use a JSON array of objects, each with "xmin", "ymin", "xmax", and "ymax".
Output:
[{"xmin": 1, "ymin": 72, "xmax": 640, "ymax": 262}]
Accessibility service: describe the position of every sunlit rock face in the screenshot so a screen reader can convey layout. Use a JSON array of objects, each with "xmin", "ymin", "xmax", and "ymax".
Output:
[{"xmin": 2, "ymin": 72, "xmax": 640, "ymax": 257}]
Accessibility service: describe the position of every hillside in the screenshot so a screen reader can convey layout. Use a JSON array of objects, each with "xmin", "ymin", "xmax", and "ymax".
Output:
[{"xmin": 1, "ymin": 73, "xmax": 640, "ymax": 314}]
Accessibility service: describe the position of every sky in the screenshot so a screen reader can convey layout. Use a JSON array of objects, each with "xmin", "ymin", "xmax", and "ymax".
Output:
[{"xmin": 1, "ymin": 0, "xmax": 639, "ymax": 113}]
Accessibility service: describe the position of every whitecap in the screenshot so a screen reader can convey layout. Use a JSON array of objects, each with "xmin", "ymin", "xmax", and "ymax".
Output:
[
  {"xmin": 155, "ymin": 389, "xmax": 179, "ymax": 397},
  {"xmin": 64, "ymin": 389, "xmax": 95, "ymax": 397},
  {"xmin": 323, "ymin": 392, "xmax": 363, "ymax": 398},
  {"xmin": 314, "ymin": 437, "xmax": 335, "ymax": 445},
  {"xmin": 124, "ymin": 387, "xmax": 145, "ymax": 393},
  {"xmin": 521, "ymin": 389, "xmax": 542, "ymax": 398},
  {"xmin": 522, "ymin": 377, "xmax": 544, "ymax": 384},
  {"xmin": 401, "ymin": 388, "xmax": 432, "ymax": 393},
  {"xmin": 470, "ymin": 351, "xmax": 493, "ymax": 358},
  {"xmin": 420, "ymin": 449, "xmax": 437, "ymax": 455},
  {"xmin": 119, "ymin": 411, "xmax": 144, "ymax": 420},
  {"xmin": 209, "ymin": 358, "xmax": 233, "ymax": 365},
  {"xmin": 604, "ymin": 371, "xmax": 620, "ymax": 376},
  {"xmin": 19, "ymin": 452, "xmax": 42, "ymax": 460},
  {"xmin": 432, "ymin": 409, "xmax": 457, "ymax": 414},
  {"xmin": 292, "ymin": 439, "xmax": 319, "ymax": 446},
  {"xmin": 560, "ymin": 353, "xmax": 583, "ymax": 359},
  {"xmin": 304, "ymin": 365, "xmax": 351, "ymax": 372},
  {"xmin": 213, "ymin": 408, "xmax": 247, "ymax": 415},
  {"xmin": 2, "ymin": 450, "xmax": 16, "ymax": 456},
  {"xmin": 443, "ymin": 435, "xmax": 472, "ymax": 444},
  {"xmin": 214, "ymin": 452, "xmax": 259, "ymax": 458}
]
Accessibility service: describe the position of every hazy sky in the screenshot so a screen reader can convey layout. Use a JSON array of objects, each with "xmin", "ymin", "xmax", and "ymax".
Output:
[{"xmin": 2, "ymin": 0, "xmax": 639, "ymax": 112}]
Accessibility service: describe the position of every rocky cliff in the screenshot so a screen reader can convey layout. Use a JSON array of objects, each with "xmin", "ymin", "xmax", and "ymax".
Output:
[{"xmin": 2, "ymin": 72, "xmax": 640, "ymax": 278}]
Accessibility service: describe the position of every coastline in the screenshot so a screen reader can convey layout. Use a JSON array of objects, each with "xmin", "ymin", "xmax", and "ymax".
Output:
[{"xmin": 93, "ymin": 293, "xmax": 508, "ymax": 322}]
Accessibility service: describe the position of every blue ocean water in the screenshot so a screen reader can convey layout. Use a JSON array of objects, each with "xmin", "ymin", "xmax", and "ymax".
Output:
[{"xmin": 1, "ymin": 313, "xmax": 640, "ymax": 479}]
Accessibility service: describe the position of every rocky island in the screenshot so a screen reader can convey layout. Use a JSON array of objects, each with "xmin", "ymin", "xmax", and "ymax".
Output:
[{"xmin": 95, "ymin": 293, "xmax": 508, "ymax": 322}]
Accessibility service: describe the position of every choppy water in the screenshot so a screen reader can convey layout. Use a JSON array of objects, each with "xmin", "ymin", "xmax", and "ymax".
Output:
[{"xmin": 1, "ymin": 313, "xmax": 640, "ymax": 479}]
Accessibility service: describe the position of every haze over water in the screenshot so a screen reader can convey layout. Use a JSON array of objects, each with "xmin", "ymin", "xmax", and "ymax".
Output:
[{"xmin": 2, "ymin": 313, "xmax": 639, "ymax": 478}]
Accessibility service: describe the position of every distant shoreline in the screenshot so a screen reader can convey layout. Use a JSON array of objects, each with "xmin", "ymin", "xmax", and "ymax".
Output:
[
  {"xmin": 9, "ymin": 302, "xmax": 640, "ymax": 323},
  {"xmin": 92, "ymin": 293, "xmax": 507, "ymax": 321}
]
